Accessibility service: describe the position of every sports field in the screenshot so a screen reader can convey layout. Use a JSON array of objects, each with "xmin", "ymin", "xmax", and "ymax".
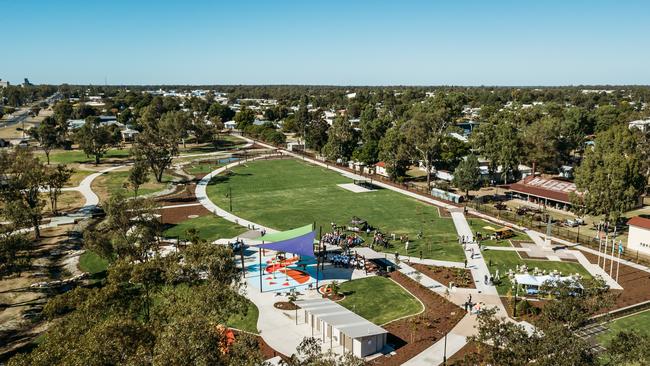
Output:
[{"xmin": 206, "ymin": 158, "xmax": 464, "ymax": 261}]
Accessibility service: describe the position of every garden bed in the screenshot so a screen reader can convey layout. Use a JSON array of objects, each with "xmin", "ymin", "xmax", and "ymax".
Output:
[
  {"xmin": 368, "ymin": 271, "xmax": 464, "ymax": 366},
  {"xmin": 412, "ymin": 263, "xmax": 476, "ymax": 288},
  {"xmin": 273, "ymin": 301, "xmax": 300, "ymax": 310}
]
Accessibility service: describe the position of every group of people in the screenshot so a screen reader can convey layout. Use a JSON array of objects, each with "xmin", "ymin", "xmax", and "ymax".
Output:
[
  {"xmin": 321, "ymin": 230, "xmax": 365, "ymax": 248},
  {"xmin": 329, "ymin": 253, "xmax": 365, "ymax": 269}
]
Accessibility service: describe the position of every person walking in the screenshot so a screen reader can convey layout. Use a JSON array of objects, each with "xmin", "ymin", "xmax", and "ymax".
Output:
[{"xmin": 464, "ymin": 259, "xmax": 467, "ymax": 268}]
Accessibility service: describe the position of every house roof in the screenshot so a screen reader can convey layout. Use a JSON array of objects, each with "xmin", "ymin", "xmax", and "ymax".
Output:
[
  {"xmin": 375, "ymin": 162, "xmax": 385, "ymax": 168},
  {"xmin": 628, "ymin": 216, "xmax": 650, "ymax": 230},
  {"xmin": 294, "ymin": 298, "xmax": 387, "ymax": 338},
  {"xmin": 509, "ymin": 176, "xmax": 577, "ymax": 204}
]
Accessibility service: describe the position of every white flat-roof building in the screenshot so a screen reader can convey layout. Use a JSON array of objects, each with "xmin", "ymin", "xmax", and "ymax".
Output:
[
  {"xmin": 627, "ymin": 217, "xmax": 650, "ymax": 256},
  {"xmin": 294, "ymin": 298, "xmax": 387, "ymax": 358},
  {"xmin": 629, "ymin": 119, "xmax": 650, "ymax": 133}
]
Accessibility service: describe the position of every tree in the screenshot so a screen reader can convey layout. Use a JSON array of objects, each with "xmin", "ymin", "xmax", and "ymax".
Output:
[
  {"xmin": 305, "ymin": 117, "xmax": 329, "ymax": 153},
  {"xmin": 283, "ymin": 337, "xmax": 364, "ymax": 366},
  {"xmin": 133, "ymin": 111, "xmax": 182, "ymax": 183},
  {"xmin": 234, "ymin": 107, "xmax": 255, "ymax": 129},
  {"xmin": 469, "ymin": 277, "xmax": 614, "ymax": 366},
  {"xmin": 28, "ymin": 116, "xmax": 61, "ymax": 164},
  {"xmin": 0, "ymin": 233, "xmax": 31, "ymax": 279},
  {"xmin": 322, "ymin": 117, "xmax": 358, "ymax": 161},
  {"xmin": 207, "ymin": 103, "xmax": 235, "ymax": 122},
  {"xmin": 46, "ymin": 164, "xmax": 73, "ymax": 214},
  {"xmin": 0, "ymin": 148, "xmax": 48, "ymax": 239},
  {"xmin": 378, "ymin": 127, "xmax": 410, "ymax": 180},
  {"xmin": 128, "ymin": 160, "xmax": 150, "ymax": 198},
  {"xmin": 471, "ymin": 118, "xmax": 523, "ymax": 184},
  {"xmin": 75, "ymin": 116, "xmax": 120, "ymax": 164},
  {"xmin": 606, "ymin": 330, "xmax": 650, "ymax": 365},
  {"xmin": 522, "ymin": 116, "xmax": 572, "ymax": 172},
  {"xmin": 401, "ymin": 94, "xmax": 463, "ymax": 189},
  {"xmin": 9, "ymin": 223, "xmax": 264, "ymax": 366},
  {"xmin": 572, "ymin": 125, "xmax": 645, "ymax": 222},
  {"xmin": 453, "ymin": 154, "xmax": 481, "ymax": 197}
]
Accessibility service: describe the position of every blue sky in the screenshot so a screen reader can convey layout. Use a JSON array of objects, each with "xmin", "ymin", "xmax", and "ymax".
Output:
[{"xmin": 2, "ymin": 0, "xmax": 649, "ymax": 85}]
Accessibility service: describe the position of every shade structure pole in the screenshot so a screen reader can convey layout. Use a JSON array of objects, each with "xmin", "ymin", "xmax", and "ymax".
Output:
[{"xmin": 259, "ymin": 246, "xmax": 263, "ymax": 293}]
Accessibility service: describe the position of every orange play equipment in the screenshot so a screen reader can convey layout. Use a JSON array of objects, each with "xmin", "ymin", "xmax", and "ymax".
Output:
[{"xmin": 265, "ymin": 256, "xmax": 310, "ymax": 284}]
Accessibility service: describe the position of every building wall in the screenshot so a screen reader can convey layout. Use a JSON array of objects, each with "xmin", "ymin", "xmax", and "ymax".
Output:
[
  {"xmin": 628, "ymin": 225, "xmax": 650, "ymax": 255},
  {"xmin": 354, "ymin": 333, "xmax": 386, "ymax": 357}
]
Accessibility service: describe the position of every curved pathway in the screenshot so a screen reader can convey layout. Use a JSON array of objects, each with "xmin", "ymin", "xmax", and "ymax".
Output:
[{"xmin": 193, "ymin": 134, "xmax": 541, "ymax": 364}]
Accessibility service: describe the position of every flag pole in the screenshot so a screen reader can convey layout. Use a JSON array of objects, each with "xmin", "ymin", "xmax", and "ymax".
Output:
[
  {"xmin": 596, "ymin": 223, "xmax": 602, "ymax": 267},
  {"xmin": 602, "ymin": 225, "xmax": 609, "ymax": 272},
  {"xmin": 616, "ymin": 240, "xmax": 622, "ymax": 283},
  {"xmin": 610, "ymin": 226, "xmax": 617, "ymax": 275}
]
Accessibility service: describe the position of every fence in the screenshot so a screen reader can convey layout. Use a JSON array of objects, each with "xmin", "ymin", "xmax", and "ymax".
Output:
[
  {"xmin": 238, "ymin": 132, "xmax": 650, "ymax": 266},
  {"xmin": 469, "ymin": 201, "xmax": 650, "ymax": 267}
]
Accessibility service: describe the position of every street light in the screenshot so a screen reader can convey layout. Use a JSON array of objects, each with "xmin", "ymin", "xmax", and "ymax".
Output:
[
  {"xmin": 436, "ymin": 330, "xmax": 448, "ymax": 365},
  {"xmin": 512, "ymin": 279, "xmax": 519, "ymax": 317}
]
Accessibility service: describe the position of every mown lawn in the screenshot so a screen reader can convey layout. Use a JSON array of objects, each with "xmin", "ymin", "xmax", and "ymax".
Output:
[
  {"xmin": 597, "ymin": 310, "xmax": 650, "ymax": 346},
  {"xmin": 338, "ymin": 276, "xmax": 423, "ymax": 325},
  {"xmin": 78, "ymin": 250, "xmax": 109, "ymax": 274},
  {"xmin": 206, "ymin": 159, "xmax": 464, "ymax": 261},
  {"xmin": 467, "ymin": 218, "xmax": 530, "ymax": 247},
  {"xmin": 163, "ymin": 215, "xmax": 247, "ymax": 242},
  {"xmin": 42, "ymin": 148, "xmax": 131, "ymax": 164},
  {"xmin": 227, "ymin": 299, "xmax": 259, "ymax": 334},
  {"xmin": 482, "ymin": 250, "xmax": 592, "ymax": 295},
  {"xmin": 92, "ymin": 170, "xmax": 174, "ymax": 200}
]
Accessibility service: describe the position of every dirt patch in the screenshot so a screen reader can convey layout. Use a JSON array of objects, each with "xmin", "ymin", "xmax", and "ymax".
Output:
[
  {"xmin": 448, "ymin": 341, "xmax": 482, "ymax": 365},
  {"xmin": 368, "ymin": 271, "xmax": 464, "ymax": 366},
  {"xmin": 438, "ymin": 208, "xmax": 452, "ymax": 218},
  {"xmin": 230, "ymin": 330, "xmax": 286, "ymax": 361},
  {"xmin": 155, "ymin": 183, "xmax": 212, "ymax": 225},
  {"xmin": 273, "ymin": 301, "xmax": 299, "ymax": 310},
  {"xmin": 412, "ymin": 263, "xmax": 476, "ymax": 288},
  {"xmin": 0, "ymin": 225, "xmax": 82, "ymax": 358},
  {"xmin": 580, "ymin": 249, "xmax": 650, "ymax": 310}
]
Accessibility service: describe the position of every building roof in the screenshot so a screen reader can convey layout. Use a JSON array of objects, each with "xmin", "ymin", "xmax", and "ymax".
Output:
[
  {"xmin": 294, "ymin": 298, "xmax": 387, "ymax": 338},
  {"xmin": 509, "ymin": 176, "xmax": 577, "ymax": 204},
  {"xmin": 628, "ymin": 216, "xmax": 650, "ymax": 230}
]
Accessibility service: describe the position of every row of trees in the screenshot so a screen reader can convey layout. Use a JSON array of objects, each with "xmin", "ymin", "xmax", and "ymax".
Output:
[{"xmin": 467, "ymin": 277, "xmax": 650, "ymax": 366}]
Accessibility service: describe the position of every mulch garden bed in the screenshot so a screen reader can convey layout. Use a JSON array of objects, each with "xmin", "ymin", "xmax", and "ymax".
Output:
[
  {"xmin": 412, "ymin": 263, "xmax": 476, "ymax": 289},
  {"xmin": 368, "ymin": 271, "xmax": 465, "ymax": 366},
  {"xmin": 274, "ymin": 301, "xmax": 300, "ymax": 310},
  {"xmin": 231, "ymin": 330, "xmax": 286, "ymax": 361},
  {"xmin": 155, "ymin": 183, "xmax": 212, "ymax": 225},
  {"xmin": 317, "ymin": 285, "xmax": 345, "ymax": 301},
  {"xmin": 580, "ymin": 249, "xmax": 650, "ymax": 310}
]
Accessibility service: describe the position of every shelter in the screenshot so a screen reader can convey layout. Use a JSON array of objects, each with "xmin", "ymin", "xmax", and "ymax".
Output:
[
  {"xmin": 295, "ymin": 298, "xmax": 387, "ymax": 357},
  {"xmin": 257, "ymin": 231, "xmax": 316, "ymax": 258},
  {"xmin": 514, "ymin": 273, "xmax": 581, "ymax": 295},
  {"xmin": 255, "ymin": 224, "xmax": 313, "ymax": 243}
]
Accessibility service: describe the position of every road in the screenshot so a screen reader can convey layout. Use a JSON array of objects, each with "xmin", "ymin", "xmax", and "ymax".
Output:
[{"xmin": 0, "ymin": 92, "xmax": 61, "ymax": 129}]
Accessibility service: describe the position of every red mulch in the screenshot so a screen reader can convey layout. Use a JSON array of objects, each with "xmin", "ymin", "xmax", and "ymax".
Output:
[
  {"xmin": 368, "ymin": 272, "xmax": 464, "ymax": 366},
  {"xmin": 580, "ymin": 249, "xmax": 650, "ymax": 310},
  {"xmin": 274, "ymin": 301, "xmax": 299, "ymax": 310},
  {"xmin": 412, "ymin": 263, "xmax": 476, "ymax": 289},
  {"xmin": 231, "ymin": 330, "xmax": 286, "ymax": 361},
  {"xmin": 448, "ymin": 341, "xmax": 482, "ymax": 365},
  {"xmin": 155, "ymin": 183, "xmax": 212, "ymax": 225}
]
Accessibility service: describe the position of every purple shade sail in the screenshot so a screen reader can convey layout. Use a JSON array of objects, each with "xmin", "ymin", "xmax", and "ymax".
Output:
[{"xmin": 257, "ymin": 231, "xmax": 316, "ymax": 258}]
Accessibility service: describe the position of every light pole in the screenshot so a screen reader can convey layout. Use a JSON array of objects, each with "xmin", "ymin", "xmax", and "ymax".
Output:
[
  {"xmin": 512, "ymin": 279, "xmax": 519, "ymax": 317},
  {"xmin": 229, "ymin": 186, "xmax": 232, "ymax": 212}
]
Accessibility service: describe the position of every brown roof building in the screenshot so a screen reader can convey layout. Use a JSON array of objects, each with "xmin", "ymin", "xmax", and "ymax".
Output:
[{"xmin": 509, "ymin": 176, "xmax": 578, "ymax": 208}]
